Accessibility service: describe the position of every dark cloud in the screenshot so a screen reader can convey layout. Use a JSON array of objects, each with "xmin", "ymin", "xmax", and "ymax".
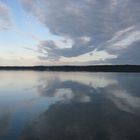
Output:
[
  {"xmin": 38, "ymin": 37, "xmax": 93, "ymax": 60},
  {"xmin": 21, "ymin": 0, "xmax": 140, "ymax": 63},
  {"xmin": 109, "ymin": 41, "xmax": 140, "ymax": 64}
]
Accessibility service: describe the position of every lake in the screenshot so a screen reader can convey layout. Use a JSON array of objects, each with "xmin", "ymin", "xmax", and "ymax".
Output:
[{"xmin": 0, "ymin": 71, "xmax": 140, "ymax": 140}]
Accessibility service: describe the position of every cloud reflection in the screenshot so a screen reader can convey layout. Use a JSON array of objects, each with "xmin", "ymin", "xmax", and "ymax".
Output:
[
  {"xmin": 36, "ymin": 73, "xmax": 140, "ymax": 114},
  {"xmin": 20, "ymin": 73, "xmax": 140, "ymax": 140},
  {"xmin": 0, "ymin": 109, "xmax": 10, "ymax": 137},
  {"xmin": 0, "ymin": 72, "xmax": 140, "ymax": 140}
]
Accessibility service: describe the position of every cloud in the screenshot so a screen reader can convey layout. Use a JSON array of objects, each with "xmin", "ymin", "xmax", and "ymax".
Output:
[
  {"xmin": 21, "ymin": 0, "xmax": 140, "ymax": 64},
  {"xmin": 0, "ymin": 2, "xmax": 11, "ymax": 30},
  {"xmin": 38, "ymin": 37, "xmax": 93, "ymax": 60},
  {"xmin": 108, "ymin": 40, "xmax": 140, "ymax": 64}
]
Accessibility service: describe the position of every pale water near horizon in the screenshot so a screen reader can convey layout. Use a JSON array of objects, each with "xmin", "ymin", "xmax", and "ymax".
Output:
[{"xmin": 0, "ymin": 71, "xmax": 140, "ymax": 140}]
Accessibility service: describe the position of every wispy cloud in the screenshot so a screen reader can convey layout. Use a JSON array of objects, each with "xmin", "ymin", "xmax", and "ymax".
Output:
[{"xmin": 0, "ymin": 2, "xmax": 11, "ymax": 30}]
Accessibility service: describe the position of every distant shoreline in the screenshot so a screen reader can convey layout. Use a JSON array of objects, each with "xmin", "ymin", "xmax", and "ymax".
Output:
[{"xmin": 0, "ymin": 65, "xmax": 140, "ymax": 72}]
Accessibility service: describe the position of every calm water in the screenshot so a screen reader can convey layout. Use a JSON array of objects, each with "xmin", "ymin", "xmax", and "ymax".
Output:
[{"xmin": 0, "ymin": 71, "xmax": 140, "ymax": 140}]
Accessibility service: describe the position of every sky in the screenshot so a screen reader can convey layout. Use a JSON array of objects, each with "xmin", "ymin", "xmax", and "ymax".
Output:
[{"xmin": 0, "ymin": 0, "xmax": 140, "ymax": 66}]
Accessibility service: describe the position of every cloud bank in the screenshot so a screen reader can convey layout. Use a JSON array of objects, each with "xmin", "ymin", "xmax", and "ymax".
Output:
[{"xmin": 21, "ymin": 0, "xmax": 140, "ymax": 64}]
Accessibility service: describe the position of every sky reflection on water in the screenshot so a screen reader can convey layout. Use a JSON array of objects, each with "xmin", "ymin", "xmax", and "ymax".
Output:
[{"xmin": 0, "ymin": 71, "xmax": 140, "ymax": 140}]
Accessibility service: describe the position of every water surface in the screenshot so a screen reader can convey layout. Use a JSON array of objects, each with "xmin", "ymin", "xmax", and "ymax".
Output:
[{"xmin": 0, "ymin": 71, "xmax": 140, "ymax": 140}]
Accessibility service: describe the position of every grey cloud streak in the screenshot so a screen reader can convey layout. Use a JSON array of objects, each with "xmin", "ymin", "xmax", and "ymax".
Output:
[
  {"xmin": 21, "ymin": 0, "xmax": 140, "ymax": 64},
  {"xmin": 0, "ymin": 2, "xmax": 11, "ymax": 30}
]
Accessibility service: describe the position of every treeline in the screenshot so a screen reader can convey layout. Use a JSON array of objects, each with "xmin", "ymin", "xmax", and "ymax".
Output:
[{"xmin": 0, "ymin": 65, "xmax": 140, "ymax": 72}]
